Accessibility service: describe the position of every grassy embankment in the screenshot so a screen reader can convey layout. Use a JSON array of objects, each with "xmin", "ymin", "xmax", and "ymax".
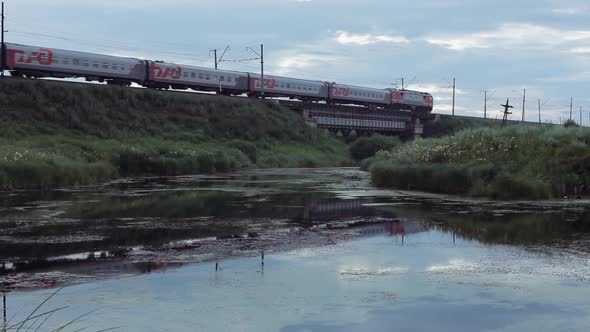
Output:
[
  {"xmin": 368, "ymin": 125, "xmax": 590, "ymax": 200},
  {"xmin": 423, "ymin": 113, "xmax": 543, "ymax": 138},
  {"xmin": 0, "ymin": 79, "xmax": 350, "ymax": 189}
]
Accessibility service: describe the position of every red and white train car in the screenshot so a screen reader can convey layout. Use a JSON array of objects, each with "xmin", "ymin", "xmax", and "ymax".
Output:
[
  {"xmin": 329, "ymin": 83, "xmax": 390, "ymax": 107},
  {"xmin": 0, "ymin": 42, "xmax": 435, "ymax": 112},
  {"xmin": 390, "ymin": 89, "xmax": 434, "ymax": 112},
  {"xmin": 248, "ymin": 74, "xmax": 329, "ymax": 101},
  {"xmin": 4, "ymin": 43, "xmax": 146, "ymax": 85},
  {"xmin": 146, "ymin": 61, "xmax": 248, "ymax": 94}
]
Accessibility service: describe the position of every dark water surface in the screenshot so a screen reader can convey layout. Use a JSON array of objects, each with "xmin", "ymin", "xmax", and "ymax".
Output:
[{"xmin": 1, "ymin": 168, "xmax": 590, "ymax": 331}]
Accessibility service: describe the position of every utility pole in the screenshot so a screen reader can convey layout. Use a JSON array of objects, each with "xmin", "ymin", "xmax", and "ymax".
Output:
[
  {"xmin": 570, "ymin": 97, "xmax": 573, "ymax": 121},
  {"xmin": 260, "ymin": 44, "xmax": 264, "ymax": 99},
  {"xmin": 484, "ymin": 90, "xmax": 487, "ymax": 119},
  {"xmin": 209, "ymin": 45, "xmax": 229, "ymax": 70},
  {"xmin": 501, "ymin": 98, "xmax": 513, "ymax": 128},
  {"xmin": 521, "ymin": 89, "xmax": 526, "ymax": 122},
  {"xmin": 246, "ymin": 44, "xmax": 264, "ymax": 99},
  {"xmin": 1, "ymin": 1, "xmax": 5, "ymax": 78},
  {"xmin": 580, "ymin": 106, "xmax": 583, "ymax": 127},
  {"xmin": 452, "ymin": 78, "xmax": 456, "ymax": 116},
  {"xmin": 538, "ymin": 99, "xmax": 541, "ymax": 125},
  {"xmin": 401, "ymin": 78, "xmax": 404, "ymax": 90}
]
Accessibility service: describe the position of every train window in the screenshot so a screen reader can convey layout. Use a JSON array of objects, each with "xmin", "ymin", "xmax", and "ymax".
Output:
[
  {"xmin": 183, "ymin": 72, "xmax": 188, "ymax": 78},
  {"xmin": 227, "ymin": 77, "xmax": 232, "ymax": 82},
  {"xmin": 93, "ymin": 63, "xmax": 99, "ymax": 68},
  {"xmin": 83, "ymin": 61, "xmax": 89, "ymax": 67},
  {"xmin": 102, "ymin": 63, "xmax": 108, "ymax": 69},
  {"xmin": 198, "ymin": 73, "xmax": 204, "ymax": 79},
  {"xmin": 62, "ymin": 59, "xmax": 69, "ymax": 65},
  {"xmin": 205, "ymin": 75, "xmax": 210, "ymax": 80},
  {"xmin": 191, "ymin": 73, "xmax": 196, "ymax": 79},
  {"xmin": 286, "ymin": 83, "xmax": 290, "ymax": 88},
  {"xmin": 121, "ymin": 66, "xmax": 125, "ymax": 71},
  {"xmin": 220, "ymin": 76, "xmax": 225, "ymax": 81},
  {"xmin": 73, "ymin": 59, "xmax": 80, "ymax": 66},
  {"xmin": 112, "ymin": 64, "xmax": 118, "ymax": 70}
]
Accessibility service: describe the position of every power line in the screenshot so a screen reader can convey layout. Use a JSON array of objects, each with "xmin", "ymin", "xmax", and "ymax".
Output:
[
  {"xmin": 482, "ymin": 90, "xmax": 496, "ymax": 119},
  {"xmin": 8, "ymin": 29, "xmax": 211, "ymax": 61},
  {"xmin": 1, "ymin": 1, "xmax": 5, "ymax": 78},
  {"xmin": 522, "ymin": 88, "xmax": 526, "ymax": 122},
  {"xmin": 209, "ymin": 45, "xmax": 229, "ymax": 70}
]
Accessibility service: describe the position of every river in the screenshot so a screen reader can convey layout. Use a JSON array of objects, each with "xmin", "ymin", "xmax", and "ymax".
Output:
[{"xmin": 1, "ymin": 168, "xmax": 590, "ymax": 331}]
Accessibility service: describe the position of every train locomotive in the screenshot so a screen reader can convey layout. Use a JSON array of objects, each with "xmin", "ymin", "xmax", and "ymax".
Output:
[{"xmin": 0, "ymin": 42, "xmax": 434, "ymax": 112}]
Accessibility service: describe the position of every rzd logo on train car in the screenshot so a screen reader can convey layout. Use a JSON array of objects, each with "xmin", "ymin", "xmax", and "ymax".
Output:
[
  {"xmin": 7, "ymin": 48, "xmax": 54, "ymax": 67},
  {"xmin": 250, "ymin": 78, "xmax": 276, "ymax": 90},
  {"xmin": 150, "ymin": 64, "xmax": 182, "ymax": 80},
  {"xmin": 331, "ymin": 87, "xmax": 350, "ymax": 97},
  {"xmin": 391, "ymin": 91, "xmax": 405, "ymax": 101}
]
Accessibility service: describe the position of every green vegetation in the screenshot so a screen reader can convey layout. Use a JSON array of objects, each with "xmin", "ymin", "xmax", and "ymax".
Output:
[
  {"xmin": 349, "ymin": 134, "xmax": 402, "ymax": 161},
  {"xmin": 0, "ymin": 79, "xmax": 350, "ymax": 189},
  {"xmin": 422, "ymin": 114, "xmax": 542, "ymax": 138},
  {"xmin": 3, "ymin": 288, "xmax": 116, "ymax": 331},
  {"xmin": 369, "ymin": 125, "xmax": 590, "ymax": 200}
]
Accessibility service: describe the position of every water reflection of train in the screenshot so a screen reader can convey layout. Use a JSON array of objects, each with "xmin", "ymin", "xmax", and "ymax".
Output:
[
  {"xmin": 303, "ymin": 198, "xmax": 395, "ymax": 222},
  {"xmin": 352, "ymin": 220, "xmax": 428, "ymax": 237},
  {"xmin": 303, "ymin": 197, "xmax": 429, "ymax": 237}
]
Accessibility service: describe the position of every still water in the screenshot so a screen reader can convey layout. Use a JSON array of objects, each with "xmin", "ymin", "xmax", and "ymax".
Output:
[{"xmin": 1, "ymin": 168, "xmax": 590, "ymax": 331}]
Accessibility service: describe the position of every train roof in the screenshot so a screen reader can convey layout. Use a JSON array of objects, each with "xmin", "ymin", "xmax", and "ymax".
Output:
[
  {"xmin": 249, "ymin": 72, "xmax": 326, "ymax": 84},
  {"xmin": 6, "ymin": 43, "xmax": 143, "ymax": 62},
  {"xmin": 385, "ymin": 88, "xmax": 432, "ymax": 95}
]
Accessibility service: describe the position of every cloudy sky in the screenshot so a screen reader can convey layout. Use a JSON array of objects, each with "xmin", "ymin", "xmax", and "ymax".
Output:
[{"xmin": 3, "ymin": 0, "xmax": 590, "ymax": 123}]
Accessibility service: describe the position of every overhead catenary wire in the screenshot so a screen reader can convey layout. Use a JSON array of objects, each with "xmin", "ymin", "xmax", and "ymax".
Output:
[{"xmin": 2, "ymin": 6, "xmax": 585, "ymax": 124}]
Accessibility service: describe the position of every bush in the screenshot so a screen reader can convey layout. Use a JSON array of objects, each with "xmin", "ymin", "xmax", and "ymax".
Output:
[
  {"xmin": 488, "ymin": 174, "xmax": 554, "ymax": 200},
  {"xmin": 350, "ymin": 135, "xmax": 402, "ymax": 161},
  {"xmin": 229, "ymin": 140, "xmax": 257, "ymax": 163},
  {"xmin": 370, "ymin": 160, "xmax": 559, "ymax": 200},
  {"xmin": 370, "ymin": 161, "xmax": 497, "ymax": 195},
  {"xmin": 369, "ymin": 125, "xmax": 590, "ymax": 199}
]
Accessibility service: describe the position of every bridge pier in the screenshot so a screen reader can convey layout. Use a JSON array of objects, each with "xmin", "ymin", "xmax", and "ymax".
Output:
[{"xmin": 411, "ymin": 116, "xmax": 424, "ymax": 140}]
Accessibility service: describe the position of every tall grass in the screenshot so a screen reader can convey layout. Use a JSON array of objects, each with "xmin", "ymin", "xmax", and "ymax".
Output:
[
  {"xmin": 349, "ymin": 135, "xmax": 402, "ymax": 161},
  {"xmin": 370, "ymin": 126, "xmax": 590, "ymax": 199},
  {"xmin": 0, "ymin": 79, "xmax": 350, "ymax": 189},
  {"xmin": 3, "ymin": 288, "xmax": 117, "ymax": 331}
]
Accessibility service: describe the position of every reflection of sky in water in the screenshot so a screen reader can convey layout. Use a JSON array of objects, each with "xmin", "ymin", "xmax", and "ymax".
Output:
[{"xmin": 6, "ymin": 231, "xmax": 590, "ymax": 331}]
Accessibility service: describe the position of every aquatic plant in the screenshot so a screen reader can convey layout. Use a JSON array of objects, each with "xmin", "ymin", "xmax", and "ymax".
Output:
[
  {"xmin": 370, "ymin": 126, "xmax": 590, "ymax": 199},
  {"xmin": 3, "ymin": 288, "xmax": 117, "ymax": 332}
]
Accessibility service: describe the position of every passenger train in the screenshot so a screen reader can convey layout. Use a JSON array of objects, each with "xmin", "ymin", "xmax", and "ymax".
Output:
[{"xmin": 0, "ymin": 42, "xmax": 434, "ymax": 112}]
